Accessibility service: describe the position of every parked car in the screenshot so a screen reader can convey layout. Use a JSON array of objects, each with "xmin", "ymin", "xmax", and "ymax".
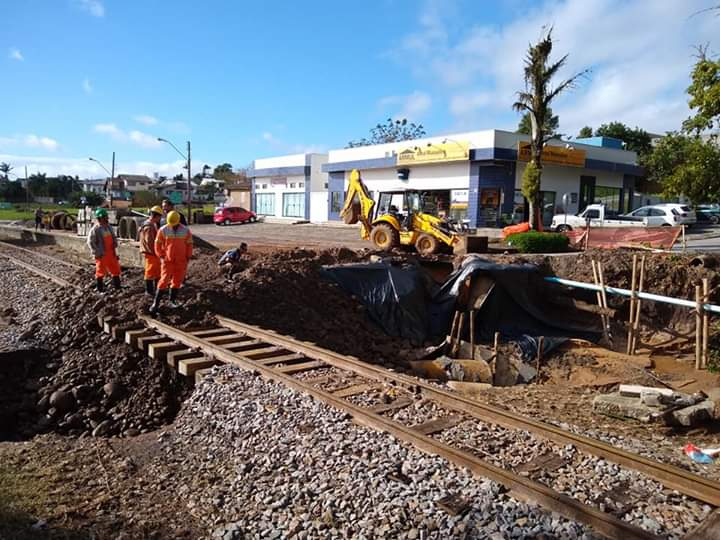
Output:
[
  {"xmin": 213, "ymin": 206, "xmax": 257, "ymax": 226},
  {"xmin": 551, "ymin": 204, "xmax": 652, "ymax": 232},
  {"xmin": 695, "ymin": 205, "xmax": 720, "ymax": 224},
  {"xmin": 630, "ymin": 204, "xmax": 696, "ymax": 226}
]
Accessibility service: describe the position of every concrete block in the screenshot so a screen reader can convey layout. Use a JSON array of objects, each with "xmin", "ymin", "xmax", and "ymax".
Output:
[
  {"xmin": 592, "ymin": 393, "xmax": 662, "ymax": 423},
  {"xmin": 670, "ymin": 400, "xmax": 714, "ymax": 427}
]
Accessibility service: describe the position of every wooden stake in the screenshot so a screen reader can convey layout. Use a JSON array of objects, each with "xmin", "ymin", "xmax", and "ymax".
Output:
[
  {"xmin": 682, "ymin": 224, "xmax": 687, "ymax": 253},
  {"xmin": 469, "ymin": 309, "xmax": 476, "ymax": 360},
  {"xmin": 449, "ymin": 310, "xmax": 460, "ymax": 344},
  {"xmin": 703, "ymin": 278, "xmax": 709, "ymax": 369},
  {"xmin": 696, "ymin": 285, "xmax": 702, "ymax": 370},
  {"xmin": 453, "ymin": 312, "xmax": 466, "ymax": 357},
  {"xmin": 597, "ymin": 261, "xmax": 612, "ymax": 345},
  {"xmin": 591, "ymin": 260, "xmax": 609, "ymax": 343},
  {"xmin": 535, "ymin": 336, "xmax": 544, "ymax": 384},
  {"xmin": 493, "ymin": 331, "xmax": 500, "ymax": 355},
  {"xmin": 630, "ymin": 256, "xmax": 646, "ymax": 355},
  {"xmin": 627, "ymin": 255, "xmax": 638, "ymax": 354}
]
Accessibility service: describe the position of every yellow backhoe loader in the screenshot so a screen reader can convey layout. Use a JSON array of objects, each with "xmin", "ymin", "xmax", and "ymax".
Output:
[{"xmin": 340, "ymin": 169, "xmax": 466, "ymax": 255}]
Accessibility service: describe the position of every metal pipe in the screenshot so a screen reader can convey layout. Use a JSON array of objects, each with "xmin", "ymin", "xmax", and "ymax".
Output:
[{"xmin": 544, "ymin": 276, "xmax": 720, "ymax": 314}]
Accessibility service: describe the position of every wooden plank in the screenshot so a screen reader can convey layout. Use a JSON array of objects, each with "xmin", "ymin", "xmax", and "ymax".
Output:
[
  {"xmin": 125, "ymin": 328, "xmax": 155, "ymax": 347},
  {"xmin": 274, "ymin": 360, "xmax": 325, "ymax": 374},
  {"xmin": 178, "ymin": 357, "xmax": 218, "ymax": 376},
  {"xmin": 190, "ymin": 328, "xmax": 234, "ymax": 338},
  {"xmin": 204, "ymin": 334, "xmax": 246, "ymax": 345},
  {"xmin": 221, "ymin": 339, "xmax": 263, "ymax": 351},
  {"xmin": 166, "ymin": 349, "xmax": 203, "ymax": 369},
  {"xmin": 369, "ymin": 398, "xmax": 413, "ymax": 414},
  {"xmin": 254, "ymin": 353, "xmax": 305, "ymax": 366},
  {"xmin": 111, "ymin": 323, "xmax": 143, "ymax": 341},
  {"xmin": 684, "ymin": 509, "xmax": 720, "ymax": 540},
  {"xmin": 194, "ymin": 368, "xmax": 214, "ymax": 384},
  {"xmin": 148, "ymin": 341, "xmax": 185, "ymax": 361},
  {"xmin": 302, "ymin": 375, "xmax": 331, "ymax": 386},
  {"xmin": 137, "ymin": 335, "xmax": 173, "ymax": 353},
  {"xmin": 411, "ymin": 415, "xmax": 463, "ymax": 436},
  {"xmin": 333, "ymin": 383, "xmax": 378, "ymax": 398}
]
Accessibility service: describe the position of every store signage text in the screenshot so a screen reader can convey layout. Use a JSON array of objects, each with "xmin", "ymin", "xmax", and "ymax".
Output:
[
  {"xmin": 517, "ymin": 142, "xmax": 586, "ymax": 167},
  {"xmin": 396, "ymin": 141, "xmax": 470, "ymax": 166}
]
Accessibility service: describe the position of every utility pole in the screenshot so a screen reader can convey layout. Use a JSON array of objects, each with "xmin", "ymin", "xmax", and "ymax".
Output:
[
  {"xmin": 187, "ymin": 141, "xmax": 192, "ymax": 223},
  {"xmin": 25, "ymin": 165, "xmax": 29, "ymax": 207},
  {"xmin": 110, "ymin": 151, "xmax": 115, "ymax": 207}
]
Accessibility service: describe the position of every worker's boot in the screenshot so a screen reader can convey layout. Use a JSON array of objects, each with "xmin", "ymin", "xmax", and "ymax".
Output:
[
  {"xmin": 95, "ymin": 277, "xmax": 105, "ymax": 293},
  {"xmin": 111, "ymin": 275, "xmax": 122, "ymax": 292},
  {"xmin": 168, "ymin": 288, "xmax": 180, "ymax": 308},
  {"xmin": 149, "ymin": 289, "xmax": 165, "ymax": 315},
  {"xmin": 144, "ymin": 279, "xmax": 155, "ymax": 297}
]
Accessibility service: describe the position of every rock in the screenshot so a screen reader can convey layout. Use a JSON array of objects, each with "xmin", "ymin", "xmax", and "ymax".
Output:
[
  {"xmin": 670, "ymin": 400, "xmax": 714, "ymax": 427},
  {"xmin": 103, "ymin": 381, "xmax": 124, "ymax": 402},
  {"xmin": 49, "ymin": 389, "xmax": 76, "ymax": 414},
  {"xmin": 92, "ymin": 419, "xmax": 113, "ymax": 437},
  {"xmin": 592, "ymin": 393, "xmax": 661, "ymax": 422}
]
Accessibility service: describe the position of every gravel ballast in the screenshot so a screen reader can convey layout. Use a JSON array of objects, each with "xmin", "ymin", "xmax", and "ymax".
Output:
[{"xmin": 171, "ymin": 365, "xmax": 598, "ymax": 539}]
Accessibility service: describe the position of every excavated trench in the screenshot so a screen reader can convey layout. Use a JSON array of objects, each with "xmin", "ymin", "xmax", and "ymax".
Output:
[{"xmin": 0, "ymin": 348, "xmax": 51, "ymax": 441}]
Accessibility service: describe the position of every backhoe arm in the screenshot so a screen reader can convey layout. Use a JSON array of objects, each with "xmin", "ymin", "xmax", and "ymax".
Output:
[{"xmin": 340, "ymin": 169, "xmax": 375, "ymax": 239}]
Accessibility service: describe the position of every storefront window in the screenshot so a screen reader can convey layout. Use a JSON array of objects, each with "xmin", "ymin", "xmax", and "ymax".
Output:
[
  {"xmin": 283, "ymin": 192, "xmax": 305, "ymax": 218},
  {"xmin": 541, "ymin": 191, "xmax": 556, "ymax": 227},
  {"xmin": 594, "ymin": 186, "xmax": 621, "ymax": 214},
  {"xmin": 512, "ymin": 190, "xmax": 526, "ymax": 224},
  {"xmin": 330, "ymin": 191, "xmax": 345, "ymax": 213},
  {"xmin": 255, "ymin": 193, "xmax": 274, "ymax": 215}
]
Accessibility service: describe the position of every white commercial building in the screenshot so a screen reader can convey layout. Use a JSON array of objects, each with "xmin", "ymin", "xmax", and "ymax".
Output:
[
  {"xmin": 250, "ymin": 153, "xmax": 328, "ymax": 222},
  {"xmin": 249, "ymin": 130, "xmax": 642, "ymax": 227}
]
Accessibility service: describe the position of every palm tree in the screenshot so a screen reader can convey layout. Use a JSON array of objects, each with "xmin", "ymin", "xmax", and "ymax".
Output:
[
  {"xmin": 0, "ymin": 162, "xmax": 13, "ymax": 180},
  {"xmin": 513, "ymin": 28, "xmax": 588, "ymax": 229}
]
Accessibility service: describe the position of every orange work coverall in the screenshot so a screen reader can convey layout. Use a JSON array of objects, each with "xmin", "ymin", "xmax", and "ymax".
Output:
[
  {"xmin": 95, "ymin": 227, "xmax": 121, "ymax": 278},
  {"xmin": 139, "ymin": 220, "xmax": 161, "ymax": 280},
  {"xmin": 155, "ymin": 223, "xmax": 193, "ymax": 289}
]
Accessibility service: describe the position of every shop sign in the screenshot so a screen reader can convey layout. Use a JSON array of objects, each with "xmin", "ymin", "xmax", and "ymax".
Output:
[
  {"xmin": 396, "ymin": 141, "xmax": 470, "ymax": 166},
  {"xmin": 518, "ymin": 142, "xmax": 586, "ymax": 167},
  {"xmin": 270, "ymin": 176, "xmax": 287, "ymax": 186},
  {"xmin": 451, "ymin": 189, "xmax": 468, "ymax": 204}
]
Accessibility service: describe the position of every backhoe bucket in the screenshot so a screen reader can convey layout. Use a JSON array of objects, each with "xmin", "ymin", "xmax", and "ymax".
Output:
[{"xmin": 454, "ymin": 235, "xmax": 488, "ymax": 255}]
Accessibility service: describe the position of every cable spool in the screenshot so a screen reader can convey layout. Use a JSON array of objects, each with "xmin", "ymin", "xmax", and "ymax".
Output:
[
  {"xmin": 51, "ymin": 212, "xmax": 66, "ymax": 229},
  {"xmin": 118, "ymin": 217, "xmax": 129, "ymax": 239}
]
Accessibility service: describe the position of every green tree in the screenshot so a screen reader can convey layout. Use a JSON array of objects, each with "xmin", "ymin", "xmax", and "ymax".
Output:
[
  {"xmin": 512, "ymin": 28, "xmax": 588, "ymax": 229},
  {"xmin": 595, "ymin": 122, "xmax": 653, "ymax": 156},
  {"xmin": 517, "ymin": 108, "xmax": 560, "ymax": 138},
  {"xmin": 172, "ymin": 173, "xmax": 184, "ymax": 181},
  {"xmin": 213, "ymin": 163, "xmax": 233, "ymax": 180},
  {"xmin": 347, "ymin": 118, "xmax": 426, "ymax": 148},
  {"xmin": 0, "ymin": 162, "xmax": 13, "ymax": 180},
  {"xmin": 578, "ymin": 126, "xmax": 593, "ymax": 138},
  {"xmin": 69, "ymin": 190, "xmax": 104, "ymax": 207},
  {"xmin": 643, "ymin": 132, "xmax": 720, "ymax": 203},
  {"xmin": 683, "ymin": 48, "xmax": 720, "ymax": 134}
]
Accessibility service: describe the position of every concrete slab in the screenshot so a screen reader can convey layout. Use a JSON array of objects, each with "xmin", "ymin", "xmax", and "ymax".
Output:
[
  {"xmin": 592, "ymin": 393, "xmax": 663, "ymax": 422},
  {"xmin": 671, "ymin": 400, "xmax": 714, "ymax": 427}
]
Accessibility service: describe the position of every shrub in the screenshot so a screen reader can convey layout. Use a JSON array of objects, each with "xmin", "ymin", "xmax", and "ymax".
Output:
[{"xmin": 506, "ymin": 230, "xmax": 570, "ymax": 253}]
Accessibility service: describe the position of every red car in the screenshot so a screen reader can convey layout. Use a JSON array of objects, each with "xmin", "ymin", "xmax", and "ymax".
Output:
[{"xmin": 213, "ymin": 206, "xmax": 257, "ymax": 226}]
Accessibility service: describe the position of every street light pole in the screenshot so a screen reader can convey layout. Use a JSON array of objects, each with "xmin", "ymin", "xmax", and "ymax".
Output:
[
  {"xmin": 25, "ymin": 165, "xmax": 29, "ymax": 208},
  {"xmin": 157, "ymin": 137, "xmax": 193, "ymax": 223},
  {"xmin": 89, "ymin": 155, "xmax": 115, "ymax": 207}
]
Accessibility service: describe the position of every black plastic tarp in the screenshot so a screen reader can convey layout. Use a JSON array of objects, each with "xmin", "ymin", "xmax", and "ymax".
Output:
[{"xmin": 320, "ymin": 256, "xmax": 599, "ymax": 346}]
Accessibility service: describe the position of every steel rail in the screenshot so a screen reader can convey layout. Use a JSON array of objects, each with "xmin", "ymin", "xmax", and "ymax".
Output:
[
  {"xmin": 0, "ymin": 252, "xmax": 75, "ymax": 288},
  {"xmin": 215, "ymin": 315, "xmax": 720, "ymax": 507},
  {"xmin": 139, "ymin": 315, "xmax": 658, "ymax": 540},
  {"xmin": 0, "ymin": 240, "xmax": 82, "ymax": 270}
]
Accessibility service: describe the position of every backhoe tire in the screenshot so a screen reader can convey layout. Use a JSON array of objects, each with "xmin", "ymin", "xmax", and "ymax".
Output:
[
  {"xmin": 370, "ymin": 223, "xmax": 399, "ymax": 251},
  {"xmin": 415, "ymin": 233, "xmax": 439, "ymax": 256}
]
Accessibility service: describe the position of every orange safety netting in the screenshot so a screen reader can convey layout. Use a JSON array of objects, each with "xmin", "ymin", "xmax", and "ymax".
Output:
[{"xmin": 564, "ymin": 226, "xmax": 682, "ymax": 250}]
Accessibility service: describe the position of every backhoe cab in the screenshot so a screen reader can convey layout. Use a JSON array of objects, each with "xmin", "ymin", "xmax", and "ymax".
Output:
[{"xmin": 340, "ymin": 169, "xmax": 461, "ymax": 255}]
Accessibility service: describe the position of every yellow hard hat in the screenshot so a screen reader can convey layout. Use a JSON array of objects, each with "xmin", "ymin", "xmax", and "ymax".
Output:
[
  {"xmin": 150, "ymin": 205, "xmax": 163, "ymax": 216},
  {"xmin": 167, "ymin": 210, "xmax": 180, "ymax": 226}
]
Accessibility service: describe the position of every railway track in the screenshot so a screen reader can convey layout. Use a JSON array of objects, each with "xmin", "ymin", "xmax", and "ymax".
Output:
[
  {"xmin": 0, "ymin": 240, "xmax": 81, "ymax": 287},
  {"xmin": 98, "ymin": 313, "xmax": 720, "ymax": 539},
  {"xmin": 5, "ymin": 243, "xmax": 719, "ymax": 537}
]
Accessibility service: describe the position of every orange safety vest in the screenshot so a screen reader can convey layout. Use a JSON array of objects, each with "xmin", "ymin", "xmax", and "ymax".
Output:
[{"xmin": 155, "ymin": 224, "xmax": 192, "ymax": 263}]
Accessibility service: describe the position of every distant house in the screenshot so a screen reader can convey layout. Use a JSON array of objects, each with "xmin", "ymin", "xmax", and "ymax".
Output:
[
  {"xmin": 116, "ymin": 174, "xmax": 154, "ymax": 192},
  {"xmin": 154, "ymin": 179, "xmax": 201, "ymax": 204},
  {"xmin": 79, "ymin": 178, "xmax": 106, "ymax": 195},
  {"xmin": 224, "ymin": 177, "xmax": 252, "ymax": 208}
]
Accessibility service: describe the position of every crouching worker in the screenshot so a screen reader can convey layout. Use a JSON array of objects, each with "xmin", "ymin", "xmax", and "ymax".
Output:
[
  {"xmin": 218, "ymin": 242, "xmax": 247, "ymax": 279},
  {"xmin": 139, "ymin": 205, "xmax": 163, "ymax": 296},
  {"xmin": 150, "ymin": 210, "xmax": 192, "ymax": 314},
  {"xmin": 86, "ymin": 208, "xmax": 121, "ymax": 292}
]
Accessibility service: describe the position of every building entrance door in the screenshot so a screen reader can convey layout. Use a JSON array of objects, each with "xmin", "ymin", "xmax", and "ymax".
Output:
[{"xmin": 579, "ymin": 176, "xmax": 596, "ymax": 212}]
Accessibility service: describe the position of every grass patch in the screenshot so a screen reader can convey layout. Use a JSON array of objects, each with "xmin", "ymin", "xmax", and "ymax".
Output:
[{"xmin": 506, "ymin": 230, "xmax": 570, "ymax": 253}]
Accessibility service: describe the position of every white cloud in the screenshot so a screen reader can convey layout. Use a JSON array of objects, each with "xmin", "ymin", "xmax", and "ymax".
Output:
[
  {"xmin": 0, "ymin": 153, "xmax": 195, "ymax": 179},
  {"xmin": 262, "ymin": 132, "xmax": 275, "ymax": 141},
  {"xmin": 77, "ymin": 0, "xmax": 104, "ymax": 17},
  {"xmin": 94, "ymin": 123, "xmax": 161, "ymax": 149},
  {"xmin": 378, "ymin": 91, "xmax": 432, "ymax": 120},
  {"xmin": 82, "ymin": 77, "xmax": 93, "ymax": 94},
  {"xmin": 258, "ymin": 131, "xmax": 326, "ymax": 156},
  {"xmin": 0, "ymin": 134, "xmax": 60, "ymax": 151},
  {"xmin": 392, "ymin": 0, "xmax": 717, "ymax": 134},
  {"xmin": 134, "ymin": 115, "xmax": 158, "ymax": 126},
  {"xmin": 9, "ymin": 48, "xmax": 23, "ymax": 61}
]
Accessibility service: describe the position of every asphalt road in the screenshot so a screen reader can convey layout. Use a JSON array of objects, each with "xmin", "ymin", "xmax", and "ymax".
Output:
[{"xmin": 192, "ymin": 221, "xmax": 368, "ymax": 250}]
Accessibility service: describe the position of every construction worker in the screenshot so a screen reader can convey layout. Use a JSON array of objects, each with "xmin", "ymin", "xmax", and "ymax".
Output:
[
  {"xmin": 218, "ymin": 242, "xmax": 247, "ymax": 279},
  {"xmin": 139, "ymin": 205, "xmax": 163, "ymax": 296},
  {"xmin": 150, "ymin": 210, "xmax": 192, "ymax": 313},
  {"xmin": 86, "ymin": 208, "xmax": 121, "ymax": 292},
  {"xmin": 34, "ymin": 208, "xmax": 43, "ymax": 231},
  {"xmin": 160, "ymin": 198, "xmax": 187, "ymax": 226}
]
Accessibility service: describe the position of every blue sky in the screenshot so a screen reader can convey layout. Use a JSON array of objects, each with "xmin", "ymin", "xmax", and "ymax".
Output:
[{"xmin": 2, "ymin": 0, "xmax": 717, "ymax": 178}]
